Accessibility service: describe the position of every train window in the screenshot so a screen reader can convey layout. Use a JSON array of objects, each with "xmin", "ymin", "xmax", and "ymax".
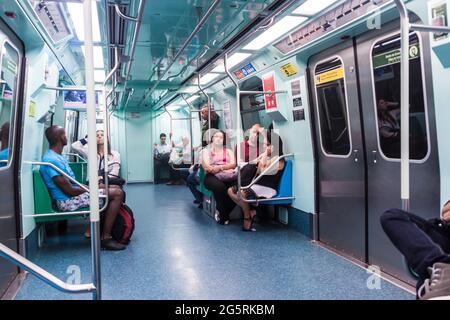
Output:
[
  {"xmin": 314, "ymin": 57, "xmax": 351, "ymax": 156},
  {"xmin": 372, "ymin": 33, "xmax": 429, "ymax": 160},
  {"xmin": 0, "ymin": 42, "xmax": 19, "ymax": 168}
]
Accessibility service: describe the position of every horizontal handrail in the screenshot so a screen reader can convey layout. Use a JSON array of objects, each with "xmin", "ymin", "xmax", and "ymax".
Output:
[
  {"xmin": 0, "ymin": 243, "xmax": 95, "ymax": 294},
  {"xmin": 240, "ymin": 90, "xmax": 287, "ymax": 95},
  {"xmin": 24, "ymin": 211, "xmax": 90, "ymax": 219},
  {"xmin": 63, "ymin": 153, "xmax": 87, "ymax": 163},
  {"xmin": 245, "ymin": 196, "xmax": 295, "ymax": 204},
  {"xmin": 170, "ymin": 163, "xmax": 191, "ymax": 171},
  {"xmin": 172, "ymin": 117, "xmax": 194, "ymax": 121},
  {"xmin": 0, "ymin": 160, "xmax": 7, "ymax": 163},
  {"xmin": 26, "ymin": 161, "xmax": 90, "ymax": 193},
  {"xmin": 410, "ymin": 23, "xmax": 450, "ymax": 33},
  {"xmin": 241, "ymin": 153, "xmax": 294, "ymax": 191}
]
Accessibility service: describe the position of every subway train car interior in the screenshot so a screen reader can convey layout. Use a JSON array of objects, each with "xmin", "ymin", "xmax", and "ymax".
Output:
[{"xmin": 1, "ymin": 0, "xmax": 450, "ymax": 302}]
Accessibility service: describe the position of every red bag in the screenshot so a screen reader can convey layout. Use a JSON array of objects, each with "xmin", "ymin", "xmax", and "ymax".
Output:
[{"xmin": 111, "ymin": 204, "xmax": 135, "ymax": 245}]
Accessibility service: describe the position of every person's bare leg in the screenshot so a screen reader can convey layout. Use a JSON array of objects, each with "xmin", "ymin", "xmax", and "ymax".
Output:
[
  {"xmin": 101, "ymin": 186, "xmax": 123, "ymax": 240},
  {"xmin": 228, "ymin": 188, "xmax": 252, "ymax": 230},
  {"xmin": 239, "ymin": 194, "xmax": 253, "ymax": 230}
]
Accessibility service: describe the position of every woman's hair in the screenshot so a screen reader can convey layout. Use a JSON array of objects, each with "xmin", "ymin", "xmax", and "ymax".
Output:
[
  {"xmin": 210, "ymin": 129, "xmax": 226, "ymax": 147},
  {"xmin": 267, "ymin": 131, "xmax": 283, "ymax": 156},
  {"xmin": 96, "ymin": 130, "xmax": 112, "ymax": 156}
]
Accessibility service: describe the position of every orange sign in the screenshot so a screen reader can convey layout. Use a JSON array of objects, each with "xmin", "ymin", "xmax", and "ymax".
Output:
[{"xmin": 262, "ymin": 73, "xmax": 277, "ymax": 110}]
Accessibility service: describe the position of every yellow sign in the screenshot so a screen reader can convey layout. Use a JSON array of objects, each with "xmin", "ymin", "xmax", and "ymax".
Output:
[
  {"xmin": 29, "ymin": 101, "xmax": 36, "ymax": 118},
  {"xmin": 315, "ymin": 67, "xmax": 344, "ymax": 85},
  {"xmin": 281, "ymin": 62, "xmax": 298, "ymax": 77}
]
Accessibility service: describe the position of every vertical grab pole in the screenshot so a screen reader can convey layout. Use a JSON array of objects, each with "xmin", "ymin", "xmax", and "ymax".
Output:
[
  {"xmin": 103, "ymin": 47, "xmax": 118, "ymax": 207},
  {"xmin": 163, "ymin": 105, "xmax": 173, "ymax": 137},
  {"xmin": 83, "ymin": 0, "xmax": 101, "ymax": 300},
  {"xmin": 198, "ymin": 59, "xmax": 212, "ymax": 143},
  {"xmin": 394, "ymin": 0, "xmax": 411, "ymax": 211},
  {"xmin": 182, "ymin": 94, "xmax": 195, "ymax": 164},
  {"xmin": 224, "ymin": 53, "xmax": 242, "ymax": 197}
]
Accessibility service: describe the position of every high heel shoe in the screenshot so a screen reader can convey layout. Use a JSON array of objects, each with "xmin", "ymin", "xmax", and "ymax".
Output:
[{"xmin": 242, "ymin": 218, "xmax": 256, "ymax": 232}]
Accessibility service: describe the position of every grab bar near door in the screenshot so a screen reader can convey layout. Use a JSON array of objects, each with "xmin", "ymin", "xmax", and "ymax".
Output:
[{"xmin": 0, "ymin": 243, "xmax": 95, "ymax": 294}]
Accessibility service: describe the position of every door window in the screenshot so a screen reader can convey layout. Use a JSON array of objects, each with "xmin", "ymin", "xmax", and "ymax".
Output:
[
  {"xmin": 372, "ymin": 33, "xmax": 429, "ymax": 160},
  {"xmin": 314, "ymin": 57, "xmax": 351, "ymax": 156},
  {"xmin": 0, "ymin": 42, "xmax": 19, "ymax": 168}
]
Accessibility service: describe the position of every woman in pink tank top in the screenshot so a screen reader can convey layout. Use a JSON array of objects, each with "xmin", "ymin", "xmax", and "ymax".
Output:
[{"xmin": 202, "ymin": 130, "xmax": 237, "ymax": 225}]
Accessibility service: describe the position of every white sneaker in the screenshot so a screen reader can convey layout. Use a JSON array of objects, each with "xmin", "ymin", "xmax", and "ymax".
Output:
[
  {"xmin": 418, "ymin": 262, "xmax": 450, "ymax": 300},
  {"xmin": 214, "ymin": 210, "xmax": 220, "ymax": 222}
]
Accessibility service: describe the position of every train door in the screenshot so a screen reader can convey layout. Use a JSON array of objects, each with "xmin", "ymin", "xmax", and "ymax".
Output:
[
  {"xmin": 309, "ymin": 40, "xmax": 367, "ymax": 261},
  {"xmin": 356, "ymin": 27, "xmax": 440, "ymax": 282},
  {"xmin": 0, "ymin": 23, "xmax": 23, "ymax": 296},
  {"xmin": 309, "ymin": 20, "xmax": 440, "ymax": 283}
]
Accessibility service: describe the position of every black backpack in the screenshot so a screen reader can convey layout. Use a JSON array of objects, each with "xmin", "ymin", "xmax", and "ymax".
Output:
[{"xmin": 111, "ymin": 204, "xmax": 135, "ymax": 245}]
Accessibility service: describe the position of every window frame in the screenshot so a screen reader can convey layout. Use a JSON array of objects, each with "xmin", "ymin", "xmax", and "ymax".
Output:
[
  {"xmin": 369, "ymin": 31, "xmax": 431, "ymax": 164},
  {"xmin": 313, "ymin": 55, "xmax": 353, "ymax": 158},
  {"xmin": 0, "ymin": 39, "xmax": 21, "ymax": 171}
]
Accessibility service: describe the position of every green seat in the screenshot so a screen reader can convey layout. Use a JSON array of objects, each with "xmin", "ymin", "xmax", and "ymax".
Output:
[
  {"xmin": 69, "ymin": 162, "xmax": 87, "ymax": 185},
  {"xmin": 33, "ymin": 169, "xmax": 87, "ymax": 223},
  {"xmin": 196, "ymin": 167, "xmax": 213, "ymax": 197}
]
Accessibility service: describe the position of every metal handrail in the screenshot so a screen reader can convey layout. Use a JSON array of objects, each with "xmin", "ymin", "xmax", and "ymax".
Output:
[
  {"xmin": 224, "ymin": 53, "xmax": 243, "ymax": 198},
  {"xmin": 114, "ymin": 4, "xmax": 139, "ymax": 22},
  {"xmin": 410, "ymin": 23, "xmax": 450, "ymax": 33},
  {"xmin": 163, "ymin": 105, "xmax": 173, "ymax": 135},
  {"xmin": 0, "ymin": 243, "xmax": 95, "ymax": 294},
  {"xmin": 26, "ymin": 161, "xmax": 90, "ymax": 193},
  {"xmin": 240, "ymin": 90, "xmax": 287, "ymax": 95},
  {"xmin": 182, "ymin": 94, "xmax": 196, "ymax": 164},
  {"xmin": 241, "ymin": 154, "xmax": 294, "ymax": 191},
  {"xmin": 24, "ymin": 211, "xmax": 90, "ymax": 219},
  {"xmin": 124, "ymin": 0, "xmax": 145, "ymax": 78},
  {"xmin": 63, "ymin": 153, "xmax": 87, "ymax": 163},
  {"xmin": 240, "ymin": 154, "xmax": 295, "ymax": 205},
  {"xmin": 391, "ymin": 0, "xmax": 450, "ymax": 211},
  {"xmin": 139, "ymin": 0, "xmax": 221, "ymax": 107}
]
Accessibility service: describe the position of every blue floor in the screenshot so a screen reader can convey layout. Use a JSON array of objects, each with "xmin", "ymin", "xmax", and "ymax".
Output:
[{"xmin": 16, "ymin": 184, "xmax": 414, "ymax": 300}]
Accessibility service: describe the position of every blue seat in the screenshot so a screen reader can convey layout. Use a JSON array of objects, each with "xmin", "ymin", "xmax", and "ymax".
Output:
[{"xmin": 256, "ymin": 159, "xmax": 294, "ymax": 205}]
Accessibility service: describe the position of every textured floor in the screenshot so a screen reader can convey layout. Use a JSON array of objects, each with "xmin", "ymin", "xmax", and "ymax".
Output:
[{"xmin": 16, "ymin": 184, "xmax": 414, "ymax": 300}]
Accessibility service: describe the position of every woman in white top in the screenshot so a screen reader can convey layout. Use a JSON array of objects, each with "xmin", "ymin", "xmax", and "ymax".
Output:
[
  {"xmin": 71, "ymin": 130, "xmax": 121, "ymax": 179},
  {"xmin": 167, "ymin": 135, "xmax": 192, "ymax": 185}
]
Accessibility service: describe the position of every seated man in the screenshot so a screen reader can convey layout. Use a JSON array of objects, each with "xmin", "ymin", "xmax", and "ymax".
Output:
[
  {"xmin": 40, "ymin": 125, "xmax": 125, "ymax": 251},
  {"xmin": 381, "ymin": 203, "xmax": 450, "ymax": 300},
  {"xmin": 153, "ymin": 133, "xmax": 171, "ymax": 184}
]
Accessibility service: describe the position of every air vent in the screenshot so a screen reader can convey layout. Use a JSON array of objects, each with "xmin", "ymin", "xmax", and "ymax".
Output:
[{"xmin": 273, "ymin": 0, "xmax": 391, "ymax": 55}]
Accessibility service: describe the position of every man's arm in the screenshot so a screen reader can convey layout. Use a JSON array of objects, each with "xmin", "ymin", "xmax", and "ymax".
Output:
[{"xmin": 53, "ymin": 175, "xmax": 86, "ymax": 197}]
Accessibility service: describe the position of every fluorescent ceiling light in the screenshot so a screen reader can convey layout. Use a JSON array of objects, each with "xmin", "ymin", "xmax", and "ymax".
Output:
[
  {"xmin": 199, "ymin": 73, "xmax": 220, "ymax": 85},
  {"xmin": 179, "ymin": 86, "xmax": 198, "ymax": 94},
  {"xmin": 67, "ymin": 2, "xmax": 101, "ymax": 42},
  {"xmin": 243, "ymin": 16, "xmax": 307, "ymax": 51},
  {"xmin": 94, "ymin": 70, "xmax": 105, "ymax": 83},
  {"xmin": 186, "ymin": 95, "xmax": 200, "ymax": 104},
  {"xmin": 212, "ymin": 53, "xmax": 252, "ymax": 73},
  {"xmin": 167, "ymin": 105, "xmax": 183, "ymax": 111},
  {"xmin": 293, "ymin": 0, "xmax": 339, "ymax": 16},
  {"xmin": 81, "ymin": 46, "xmax": 104, "ymax": 69}
]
